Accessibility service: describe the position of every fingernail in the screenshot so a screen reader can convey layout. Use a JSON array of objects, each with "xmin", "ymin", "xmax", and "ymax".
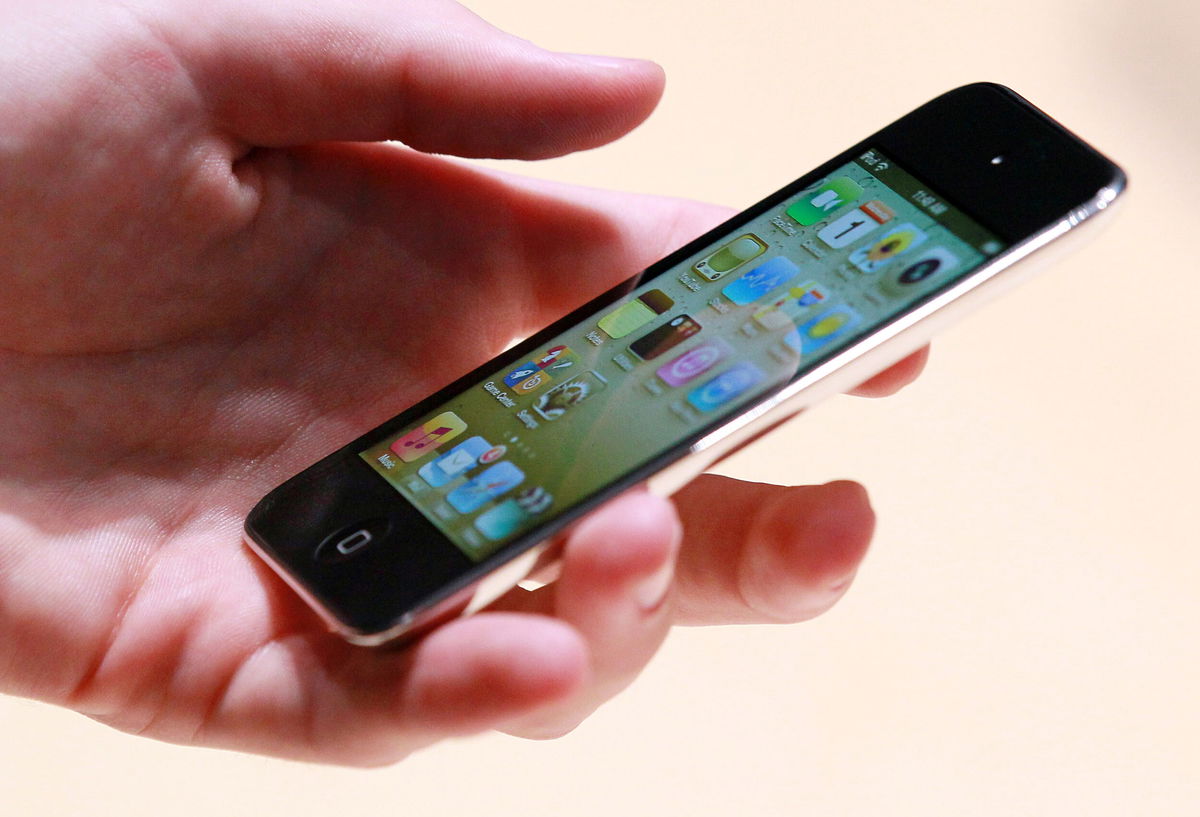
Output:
[
  {"xmin": 562, "ymin": 53, "xmax": 656, "ymax": 71},
  {"xmin": 634, "ymin": 558, "xmax": 675, "ymax": 613}
]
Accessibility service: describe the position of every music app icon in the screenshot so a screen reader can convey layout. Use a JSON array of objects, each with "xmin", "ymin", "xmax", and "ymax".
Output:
[{"xmin": 390, "ymin": 412, "xmax": 468, "ymax": 463}]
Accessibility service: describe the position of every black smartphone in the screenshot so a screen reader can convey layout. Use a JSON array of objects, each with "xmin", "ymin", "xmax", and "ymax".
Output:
[{"xmin": 244, "ymin": 83, "xmax": 1125, "ymax": 645}]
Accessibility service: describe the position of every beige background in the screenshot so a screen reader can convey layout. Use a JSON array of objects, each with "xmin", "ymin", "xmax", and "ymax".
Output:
[{"xmin": 3, "ymin": 0, "xmax": 1197, "ymax": 813}]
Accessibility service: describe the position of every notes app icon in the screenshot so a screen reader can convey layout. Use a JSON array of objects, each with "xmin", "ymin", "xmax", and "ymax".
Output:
[{"xmin": 390, "ymin": 412, "xmax": 468, "ymax": 463}]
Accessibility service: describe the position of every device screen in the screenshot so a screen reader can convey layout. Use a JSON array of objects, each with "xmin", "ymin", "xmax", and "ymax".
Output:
[{"xmin": 359, "ymin": 150, "xmax": 1007, "ymax": 559}]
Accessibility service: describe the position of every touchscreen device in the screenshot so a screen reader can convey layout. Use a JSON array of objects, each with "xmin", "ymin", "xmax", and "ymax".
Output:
[{"xmin": 245, "ymin": 83, "xmax": 1126, "ymax": 644}]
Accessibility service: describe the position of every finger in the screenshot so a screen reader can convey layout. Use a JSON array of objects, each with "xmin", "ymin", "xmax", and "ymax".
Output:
[
  {"xmin": 241, "ymin": 147, "xmax": 737, "ymax": 380},
  {"xmin": 493, "ymin": 175, "xmax": 932, "ymax": 398},
  {"xmin": 424, "ymin": 170, "xmax": 932, "ymax": 397},
  {"xmin": 168, "ymin": 0, "xmax": 664, "ymax": 157},
  {"xmin": 395, "ymin": 614, "xmax": 587, "ymax": 738},
  {"xmin": 487, "ymin": 174, "xmax": 932, "ymax": 396},
  {"xmin": 201, "ymin": 613, "xmax": 587, "ymax": 765},
  {"xmin": 670, "ymin": 475, "xmax": 875, "ymax": 626},
  {"xmin": 428, "ymin": 172, "xmax": 736, "ymax": 342},
  {"xmin": 494, "ymin": 491, "xmax": 681, "ymax": 739},
  {"xmin": 847, "ymin": 346, "xmax": 931, "ymax": 398}
]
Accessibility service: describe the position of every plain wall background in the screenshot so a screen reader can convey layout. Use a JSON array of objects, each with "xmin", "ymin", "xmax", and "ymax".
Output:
[{"xmin": 3, "ymin": 0, "xmax": 1197, "ymax": 813}]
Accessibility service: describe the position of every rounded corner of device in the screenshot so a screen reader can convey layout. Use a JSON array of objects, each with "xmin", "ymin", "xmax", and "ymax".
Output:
[
  {"xmin": 962, "ymin": 80, "xmax": 1014, "ymax": 95},
  {"xmin": 336, "ymin": 622, "xmax": 410, "ymax": 649},
  {"xmin": 936, "ymin": 81, "xmax": 1018, "ymax": 106},
  {"xmin": 1103, "ymin": 169, "xmax": 1129, "ymax": 200},
  {"xmin": 242, "ymin": 489, "xmax": 281, "ymax": 537}
]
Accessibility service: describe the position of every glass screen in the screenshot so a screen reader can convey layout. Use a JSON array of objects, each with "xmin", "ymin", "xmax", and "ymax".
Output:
[{"xmin": 360, "ymin": 150, "xmax": 1006, "ymax": 560}]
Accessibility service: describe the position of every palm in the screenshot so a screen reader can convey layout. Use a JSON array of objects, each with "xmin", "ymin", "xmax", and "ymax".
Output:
[{"xmin": 1, "ymin": 76, "xmax": 729, "ymax": 752}]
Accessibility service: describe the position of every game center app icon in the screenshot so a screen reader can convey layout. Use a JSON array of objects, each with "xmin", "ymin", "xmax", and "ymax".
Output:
[
  {"xmin": 389, "ymin": 412, "xmax": 467, "ymax": 463},
  {"xmin": 503, "ymin": 345, "xmax": 580, "ymax": 395}
]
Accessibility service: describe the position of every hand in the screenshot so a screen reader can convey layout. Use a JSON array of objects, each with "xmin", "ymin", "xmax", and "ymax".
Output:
[{"xmin": 0, "ymin": 0, "xmax": 926, "ymax": 764}]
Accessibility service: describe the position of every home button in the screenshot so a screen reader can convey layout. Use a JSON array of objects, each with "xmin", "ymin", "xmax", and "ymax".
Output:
[{"xmin": 315, "ymin": 518, "xmax": 390, "ymax": 564}]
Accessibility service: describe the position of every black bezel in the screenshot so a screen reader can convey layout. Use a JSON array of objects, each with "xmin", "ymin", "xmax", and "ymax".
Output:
[{"xmin": 245, "ymin": 83, "xmax": 1125, "ymax": 637}]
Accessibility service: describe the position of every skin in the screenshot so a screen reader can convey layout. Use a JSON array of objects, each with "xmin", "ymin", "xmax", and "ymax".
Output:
[{"xmin": 0, "ymin": 0, "xmax": 928, "ymax": 765}]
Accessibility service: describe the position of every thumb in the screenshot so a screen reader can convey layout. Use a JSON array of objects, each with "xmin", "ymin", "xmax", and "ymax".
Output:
[{"xmin": 166, "ymin": 0, "xmax": 664, "ymax": 158}]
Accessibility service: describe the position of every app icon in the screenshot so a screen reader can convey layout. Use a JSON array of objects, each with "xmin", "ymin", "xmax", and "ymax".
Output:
[
  {"xmin": 686, "ymin": 362, "xmax": 766, "ymax": 412},
  {"xmin": 782, "ymin": 328, "xmax": 803, "ymax": 355},
  {"xmin": 751, "ymin": 281, "xmax": 828, "ymax": 331},
  {"xmin": 472, "ymin": 486, "xmax": 554, "ymax": 541},
  {"xmin": 447, "ymin": 461, "xmax": 526, "ymax": 513},
  {"xmin": 598, "ymin": 290, "xmax": 675, "ymax": 339},
  {"xmin": 515, "ymin": 485, "xmax": 554, "ymax": 514},
  {"xmin": 795, "ymin": 306, "xmax": 861, "ymax": 353},
  {"xmin": 479, "ymin": 444, "xmax": 507, "ymax": 465},
  {"xmin": 536, "ymin": 345, "xmax": 574, "ymax": 370},
  {"xmin": 721, "ymin": 257, "xmax": 801, "ymax": 306},
  {"xmin": 817, "ymin": 211, "xmax": 877, "ymax": 249},
  {"xmin": 656, "ymin": 338, "xmax": 732, "ymax": 388},
  {"xmin": 390, "ymin": 412, "xmax": 468, "ymax": 463},
  {"xmin": 860, "ymin": 199, "xmax": 895, "ymax": 224},
  {"xmin": 532, "ymin": 370, "xmax": 608, "ymax": 421},
  {"xmin": 503, "ymin": 346, "xmax": 580, "ymax": 394},
  {"xmin": 473, "ymin": 500, "xmax": 527, "ymax": 541},
  {"xmin": 849, "ymin": 223, "xmax": 927, "ymax": 273},
  {"xmin": 816, "ymin": 200, "xmax": 895, "ymax": 249},
  {"xmin": 693, "ymin": 234, "xmax": 769, "ymax": 281},
  {"xmin": 503, "ymin": 362, "xmax": 540, "ymax": 389},
  {"xmin": 629, "ymin": 315, "xmax": 702, "ymax": 361},
  {"xmin": 879, "ymin": 246, "xmax": 960, "ymax": 298},
  {"xmin": 417, "ymin": 436, "xmax": 492, "ymax": 487},
  {"xmin": 786, "ymin": 177, "xmax": 864, "ymax": 226},
  {"xmin": 511, "ymin": 368, "xmax": 552, "ymax": 394}
]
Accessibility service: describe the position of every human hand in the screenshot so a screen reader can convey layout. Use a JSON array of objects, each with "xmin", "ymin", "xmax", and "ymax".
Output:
[{"xmin": 0, "ymin": 0, "xmax": 926, "ymax": 764}]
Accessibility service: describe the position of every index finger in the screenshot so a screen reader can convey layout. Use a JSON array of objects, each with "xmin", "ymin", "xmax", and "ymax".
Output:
[{"xmin": 847, "ymin": 345, "xmax": 931, "ymax": 398}]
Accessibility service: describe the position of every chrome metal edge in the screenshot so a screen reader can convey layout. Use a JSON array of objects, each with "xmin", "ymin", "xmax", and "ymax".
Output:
[
  {"xmin": 241, "ymin": 531, "xmax": 387, "ymax": 645},
  {"xmin": 649, "ymin": 184, "xmax": 1122, "ymax": 497},
  {"xmin": 243, "ymin": 531, "xmax": 550, "ymax": 647}
]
